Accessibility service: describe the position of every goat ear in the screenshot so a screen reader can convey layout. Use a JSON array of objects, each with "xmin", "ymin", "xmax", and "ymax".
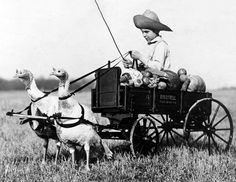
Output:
[
  {"xmin": 52, "ymin": 67, "xmax": 56, "ymax": 71},
  {"xmin": 16, "ymin": 69, "xmax": 18, "ymax": 73}
]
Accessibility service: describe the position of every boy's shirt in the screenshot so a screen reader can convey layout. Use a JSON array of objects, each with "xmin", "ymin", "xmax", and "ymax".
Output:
[{"xmin": 143, "ymin": 36, "xmax": 171, "ymax": 71}]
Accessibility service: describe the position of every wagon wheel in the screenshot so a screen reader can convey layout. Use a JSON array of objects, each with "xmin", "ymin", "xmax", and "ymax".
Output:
[
  {"xmin": 130, "ymin": 116, "xmax": 159, "ymax": 156},
  {"xmin": 149, "ymin": 114, "xmax": 186, "ymax": 146},
  {"xmin": 184, "ymin": 98, "xmax": 233, "ymax": 154}
]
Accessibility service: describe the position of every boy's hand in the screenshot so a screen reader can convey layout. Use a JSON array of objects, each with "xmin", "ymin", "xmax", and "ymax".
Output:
[
  {"xmin": 122, "ymin": 58, "xmax": 133, "ymax": 68},
  {"xmin": 130, "ymin": 50, "xmax": 142, "ymax": 60}
]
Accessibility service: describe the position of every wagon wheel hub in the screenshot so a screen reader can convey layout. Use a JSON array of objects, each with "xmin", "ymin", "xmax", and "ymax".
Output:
[
  {"xmin": 205, "ymin": 128, "xmax": 212, "ymax": 136},
  {"xmin": 161, "ymin": 122, "xmax": 173, "ymax": 132}
]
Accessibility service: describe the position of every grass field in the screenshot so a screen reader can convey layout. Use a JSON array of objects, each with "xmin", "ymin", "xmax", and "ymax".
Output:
[{"xmin": 0, "ymin": 90, "xmax": 236, "ymax": 181}]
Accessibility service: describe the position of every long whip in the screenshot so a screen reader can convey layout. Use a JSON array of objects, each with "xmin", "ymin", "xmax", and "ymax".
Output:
[
  {"xmin": 94, "ymin": 0, "xmax": 125, "ymax": 61},
  {"xmin": 6, "ymin": 1, "xmax": 127, "ymax": 116}
]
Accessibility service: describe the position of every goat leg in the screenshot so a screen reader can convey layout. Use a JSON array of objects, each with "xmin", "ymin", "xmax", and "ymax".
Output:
[
  {"xmin": 54, "ymin": 141, "xmax": 61, "ymax": 165},
  {"xmin": 42, "ymin": 138, "xmax": 49, "ymax": 164},
  {"xmin": 101, "ymin": 140, "xmax": 113, "ymax": 159},
  {"xmin": 69, "ymin": 147, "xmax": 76, "ymax": 166},
  {"xmin": 84, "ymin": 143, "xmax": 90, "ymax": 171}
]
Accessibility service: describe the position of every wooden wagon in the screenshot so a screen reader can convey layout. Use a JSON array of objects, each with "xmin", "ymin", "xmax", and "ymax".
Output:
[{"xmin": 91, "ymin": 67, "xmax": 233, "ymax": 155}]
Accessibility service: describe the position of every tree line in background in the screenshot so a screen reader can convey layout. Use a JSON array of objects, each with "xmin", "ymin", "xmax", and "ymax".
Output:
[
  {"xmin": 0, "ymin": 77, "xmax": 235, "ymax": 91},
  {"xmin": 0, "ymin": 77, "xmax": 95, "ymax": 91}
]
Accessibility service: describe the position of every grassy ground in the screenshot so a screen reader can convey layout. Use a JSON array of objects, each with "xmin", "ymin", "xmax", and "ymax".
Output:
[{"xmin": 0, "ymin": 90, "xmax": 236, "ymax": 182}]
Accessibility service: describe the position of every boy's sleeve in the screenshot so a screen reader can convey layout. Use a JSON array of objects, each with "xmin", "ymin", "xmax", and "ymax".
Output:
[{"xmin": 151, "ymin": 42, "xmax": 171, "ymax": 70}]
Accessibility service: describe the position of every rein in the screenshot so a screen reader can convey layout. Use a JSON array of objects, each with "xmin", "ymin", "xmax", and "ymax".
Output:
[
  {"xmin": 7, "ymin": 0, "xmax": 129, "ymax": 117},
  {"xmin": 7, "ymin": 52, "xmax": 127, "ymax": 115},
  {"xmin": 58, "ymin": 53, "xmax": 129, "ymax": 100}
]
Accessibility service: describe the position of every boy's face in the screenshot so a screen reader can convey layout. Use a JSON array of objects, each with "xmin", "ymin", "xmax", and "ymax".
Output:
[{"xmin": 141, "ymin": 29, "xmax": 157, "ymax": 43}]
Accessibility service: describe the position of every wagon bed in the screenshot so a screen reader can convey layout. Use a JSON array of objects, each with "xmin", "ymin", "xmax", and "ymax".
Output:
[{"xmin": 91, "ymin": 67, "xmax": 233, "ymax": 155}]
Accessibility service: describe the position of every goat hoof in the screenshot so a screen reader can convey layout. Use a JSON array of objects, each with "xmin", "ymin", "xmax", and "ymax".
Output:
[
  {"xmin": 80, "ymin": 166, "xmax": 90, "ymax": 173},
  {"xmin": 106, "ymin": 153, "xmax": 113, "ymax": 160}
]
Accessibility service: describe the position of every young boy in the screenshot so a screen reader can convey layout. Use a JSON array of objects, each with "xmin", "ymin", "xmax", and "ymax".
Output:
[{"xmin": 123, "ymin": 9, "xmax": 172, "ymax": 76}]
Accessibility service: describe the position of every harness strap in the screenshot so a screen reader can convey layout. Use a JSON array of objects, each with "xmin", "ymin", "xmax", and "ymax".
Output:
[
  {"xmin": 60, "ymin": 58, "xmax": 124, "ymax": 100},
  {"xmin": 80, "ymin": 104, "xmax": 85, "ymax": 119},
  {"xmin": 7, "ymin": 53, "xmax": 128, "ymax": 117},
  {"xmin": 58, "ymin": 95, "xmax": 70, "ymax": 100},
  {"xmin": 36, "ymin": 53, "xmax": 127, "ymax": 101},
  {"xmin": 54, "ymin": 104, "xmax": 95, "ymax": 128}
]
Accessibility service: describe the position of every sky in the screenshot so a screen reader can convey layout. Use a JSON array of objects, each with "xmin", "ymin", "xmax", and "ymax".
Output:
[{"xmin": 0, "ymin": 0, "xmax": 236, "ymax": 89}]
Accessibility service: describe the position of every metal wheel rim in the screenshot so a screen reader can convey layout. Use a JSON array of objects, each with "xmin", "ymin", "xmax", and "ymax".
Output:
[{"xmin": 184, "ymin": 98, "xmax": 233, "ymax": 154}]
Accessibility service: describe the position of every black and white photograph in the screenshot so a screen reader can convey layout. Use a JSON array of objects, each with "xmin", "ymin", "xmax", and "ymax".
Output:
[{"xmin": 0, "ymin": 0, "xmax": 235, "ymax": 181}]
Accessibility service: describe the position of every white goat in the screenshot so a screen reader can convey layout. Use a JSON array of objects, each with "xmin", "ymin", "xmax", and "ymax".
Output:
[
  {"xmin": 50, "ymin": 68, "xmax": 113, "ymax": 171},
  {"xmin": 14, "ymin": 69, "xmax": 61, "ymax": 164}
]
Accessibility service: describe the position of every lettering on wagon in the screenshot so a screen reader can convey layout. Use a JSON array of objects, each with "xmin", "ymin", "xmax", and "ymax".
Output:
[{"xmin": 159, "ymin": 94, "xmax": 177, "ymax": 104}]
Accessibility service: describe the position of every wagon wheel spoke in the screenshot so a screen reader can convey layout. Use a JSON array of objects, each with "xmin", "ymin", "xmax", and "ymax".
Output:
[
  {"xmin": 144, "ymin": 120, "xmax": 157, "ymax": 138},
  {"xmin": 161, "ymin": 114, "xmax": 166, "ymax": 122},
  {"xmin": 142, "ymin": 118, "xmax": 147, "ymax": 130},
  {"xmin": 146, "ymin": 137, "xmax": 158, "ymax": 145},
  {"xmin": 159, "ymin": 129, "xmax": 164, "ymax": 135},
  {"xmin": 208, "ymin": 135, "xmax": 211, "ymax": 155},
  {"xmin": 210, "ymin": 134, "xmax": 220, "ymax": 152},
  {"xmin": 145, "ymin": 132, "xmax": 158, "ymax": 144},
  {"xmin": 190, "ymin": 132, "xmax": 205, "ymax": 146},
  {"xmin": 212, "ymin": 115, "xmax": 227, "ymax": 128},
  {"xmin": 203, "ymin": 120, "xmax": 208, "ymax": 127},
  {"xmin": 148, "ymin": 130, "xmax": 157, "ymax": 139},
  {"xmin": 166, "ymin": 115, "xmax": 169, "ymax": 122},
  {"xmin": 166, "ymin": 132, "xmax": 169, "ymax": 145},
  {"xmin": 156, "ymin": 119, "xmax": 164, "ymax": 125},
  {"xmin": 169, "ymin": 131, "xmax": 177, "ymax": 145},
  {"xmin": 171, "ymin": 129, "xmax": 185, "ymax": 139},
  {"xmin": 210, "ymin": 104, "xmax": 220, "ymax": 125},
  {"xmin": 149, "ymin": 114, "xmax": 164, "ymax": 125},
  {"xmin": 159, "ymin": 131, "xmax": 166, "ymax": 145},
  {"xmin": 146, "ymin": 120, "xmax": 152, "ymax": 132},
  {"xmin": 207, "ymin": 116, "xmax": 211, "ymax": 125},
  {"xmin": 212, "ymin": 132, "xmax": 228, "ymax": 144},
  {"xmin": 214, "ymin": 128, "xmax": 231, "ymax": 131}
]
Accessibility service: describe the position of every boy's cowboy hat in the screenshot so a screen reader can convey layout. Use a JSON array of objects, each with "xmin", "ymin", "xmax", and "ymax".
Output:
[{"xmin": 133, "ymin": 9, "xmax": 172, "ymax": 32}]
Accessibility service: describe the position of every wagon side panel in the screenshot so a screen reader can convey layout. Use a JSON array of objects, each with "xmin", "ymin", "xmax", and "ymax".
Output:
[
  {"xmin": 91, "ymin": 67, "xmax": 124, "ymax": 113},
  {"xmin": 155, "ymin": 90, "xmax": 181, "ymax": 114},
  {"xmin": 125, "ymin": 87, "xmax": 154, "ymax": 113},
  {"xmin": 181, "ymin": 91, "xmax": 212, "ymax": 115}
]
